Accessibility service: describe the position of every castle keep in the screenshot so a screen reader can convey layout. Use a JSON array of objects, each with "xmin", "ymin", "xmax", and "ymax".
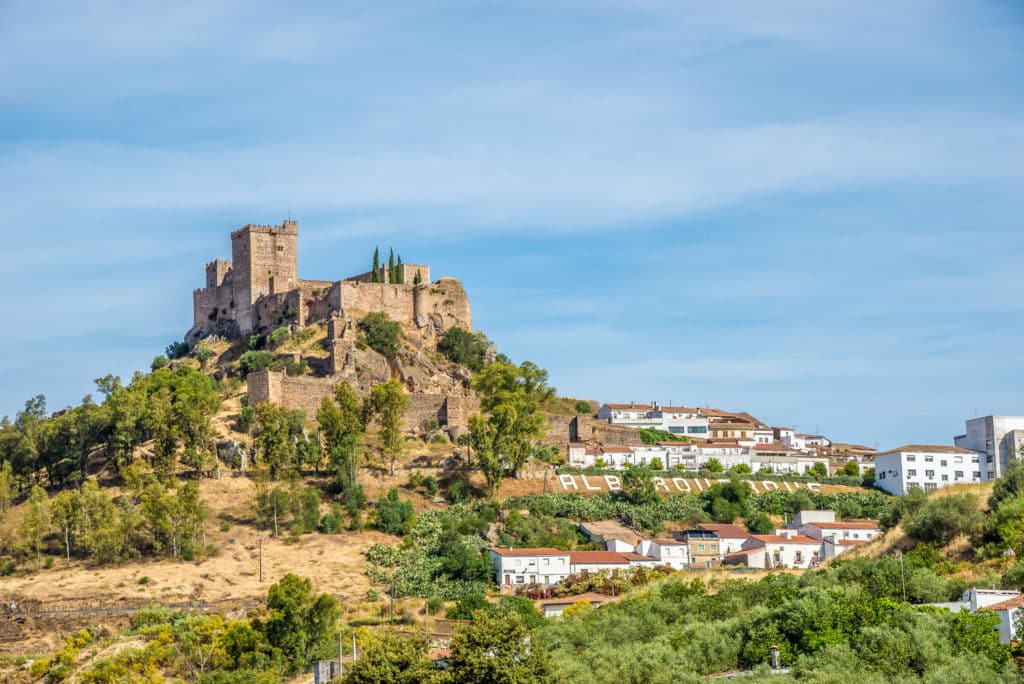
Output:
[
  {"xmin": 191, "ymin": 220, "xmax": 478, "ymax": 434},
  {"xmin": 191, "ymin": 220, "xmax": 471, "ymax": 338}
]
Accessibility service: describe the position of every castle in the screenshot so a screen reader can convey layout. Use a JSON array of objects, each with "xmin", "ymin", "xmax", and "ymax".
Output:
[
  {"xmin": 191, "ymin": 220, "xmax": 471, "ymax": 339},
  {"xmin": 191, "ymin": 220, "xmax": 478, "ymax": 435}
]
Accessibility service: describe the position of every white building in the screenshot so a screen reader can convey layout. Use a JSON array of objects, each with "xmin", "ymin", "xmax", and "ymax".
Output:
[
  {"xmin": 596, "ymin": 403, "xmax": 658, "ymax": 428},
  {"xmin": 954, "ymin": 415, "xmax": 1024, "ymax": 481},
  {"xmin": 794, "ymin": 510, "xmax": 881, "ymax": 544},
  {"xmin": 636, "ymin": 538, "xmax": 690, "ymax": 570},
  {"xmin": 751, "ymin": 445, "xmax": 830, "ymax": 475},
  {"xmin": 568, "ymin": 550, "xmax": 633, "ymax": 574},
  {"xmin": 596, "ymin": 402, "xmax": 711, "ymax": 437},
  {"xmin": 783, "ymin": 433, "xmax": 832, "ymax": 451},
  {"xmin": 695, "ymin": 523, "xmax": 750, "ymax": 556},
  {"xmin": 539, "ymin": 592, "xmax": 612, "ymax": 618},
  {"xmin": 489, "ymin": 548, "xmax": 570, "ymax": 588},
  {"xmin": 737, "ymin": 532, "xmax": 822, "ymax": 569},
  {"xmin": 981, "ymin": 595, "xmax": 1024, "ymax": 645},
  {"xmin": 874, "ymin": 445, "xmax": 982, "ymax": 496}
]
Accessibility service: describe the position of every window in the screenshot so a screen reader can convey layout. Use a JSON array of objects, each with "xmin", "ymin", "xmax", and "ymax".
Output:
[
  {"xmin": 908, "ymin": 469, "xmax": 917, "ymax": 476},
  {"xmin": 954, "ymin": 471, "xmax": 964, "ymax": 479},
  {"xmin": 277, "ymin": 245, "xmax": 283, "ymax": 252},
  {"xmin": 974, "ymin": 471, "xmax": 981, "ymax": 479},
  {"xmin": 924, "ymin": 455, "xmax": 934, "ymax": 462},
  {"xmin": 941, "ymin": 474, "xmax": 948, "ymax": 481},
  {"xmin": 879, "ymin": 472, "xmax": 886, "ymax": 479},
  {"xmin": 941, "ymin": 460, "xmax": 948, "ymax": 467},
  {"xmin": 955, "ymin": 456, "xmax": 963, "ymax": 464},
  {"xmin": 925, "ymin": 470, "xmax": 935, "ymax": 478},
  {"xmin": 543, "ymin": 558, "xmax": 550, "ymax": 565},
  {"xmin": 924, "ymin": 482, "xmax": 937, "ymax": 491},
  {"xmin": 907, "ymin": 455, "xmax": 916, "ymax": 462},
  {"xmin": 698, "ymin": 544, "xmax": 705, "ymax": 551},
  {"xmin": 688, "ymin": 426, "xmax": 707, "ymax": 433}
]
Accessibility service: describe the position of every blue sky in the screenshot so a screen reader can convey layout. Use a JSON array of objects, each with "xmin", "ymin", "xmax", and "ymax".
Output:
[{"xmin": 1, "ymin": 1, "xmax": 1022, "ymax": 448}]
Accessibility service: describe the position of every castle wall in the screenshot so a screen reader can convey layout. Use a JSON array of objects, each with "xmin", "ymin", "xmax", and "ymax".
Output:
[
  {"xmin": 253, "ymin": 290, "xmax": 302, "ymax": 333},
  {"xmin": 338, "ymin": 281, "xmax": 416, "ymax": 322},
  {"xmin": 413, "ymin": 278, "xmax": 472, "ymax": 330},
  {"xmin": 206, "ymin": 260, "xmax": 232, "ymax": 289},
  {"xmin": 298, "ymin": 280, "xmax": 339, "ymax": 325},
  {"xmin": 247, "ymin": 370, "xmax": 477, "ymax": 432}
]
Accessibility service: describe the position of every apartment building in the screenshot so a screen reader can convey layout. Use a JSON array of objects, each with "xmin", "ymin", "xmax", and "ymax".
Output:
[{"xmin": 873, "ymin": 445, "xmax": 982, "ymax": 496}]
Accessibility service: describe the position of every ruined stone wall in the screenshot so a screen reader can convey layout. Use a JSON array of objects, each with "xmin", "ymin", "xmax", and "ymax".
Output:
[
  {"xmin": 573, "ymin": 416, "xmax": 643, "ymax": 445},
  {"xmin": 247, "ymin": 371, "xmax": 477, "ymax": 433},
  {"xmin": 253, "ymin": 290, "xmax": 301, "ymax": 333},
  {"xmin": 206, "ymin": 260, "xmax": 232, "ymax": 289},
  {"xmin": 193, "ymin": 279, "xmax": 235, "ymax": 329},
  {"xmin": 347, "ymin": 263, "xmax": 431, "ymax": 285},
  {"xmin": 413, "ymin": 279, "xmax": 472, "ymax": 330},
  {"xmin": 298, "ymin": 280, "xmax": 338, "ymax": 325},
  {"xmin": 338, "ymin": 281, "xmax": 416, "ymax": 322}
]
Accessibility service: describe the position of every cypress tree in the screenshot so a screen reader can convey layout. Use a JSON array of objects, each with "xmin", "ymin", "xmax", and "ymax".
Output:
[
  {"xmin": 414, "ymin": 269, "xmax": 422, "ymax": 285},
  {"xmin": 396, "ymin": 254, "xmax": 404, "ymax": 284},
  {"xmin": 372, "ymin": 247, "xmax": 380, "ymax": 283},
  {"xmin": 388, "ymin": 248, "xmax": 396, "ymax": 283}
]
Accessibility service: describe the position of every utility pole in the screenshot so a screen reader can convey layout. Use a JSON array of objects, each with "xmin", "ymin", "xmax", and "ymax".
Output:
[
  {"xmin": 339, "ymin": 631, "xmax": 344, "ymax": 677},
  {"xmin": 894, "ymin": 550, "xmax": 906, "ymax": 601},
  {"xmin": 352, "ymin": 633, "xmax": 357, "ymax": 663},
  {"xmin": 258, "ymin": 537, "xmax": 263, "ymax": 583}
]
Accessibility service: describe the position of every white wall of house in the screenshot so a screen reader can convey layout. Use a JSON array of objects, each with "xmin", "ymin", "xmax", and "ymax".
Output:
[
  {"xmin": 742, "ymin": 537, "xmax": 821, "ymax": 569},
  {"xmin": 489, "ymin": 550, "xmax": 570, "ymax": 587},
  {"xmin": 954, "ymin": 416, "xmax": 1024, "ymax": 481},
  {"xmin": 636, "ymin": 540, "xmax": 690, "ymax": 569},
  {"xmin": 605, "ymin": 538, "xmax": 634, "ymax": 553},
  {"xmin": 874, "ymin": 448, "xmax": 982, "ymax": 496},
  {"xmin": 570, "ymin": 561, "xmax": 629, "ymax": 574},
  {"xmin": 800, "ymin": 523, "xmax": 880, "ymax": 542}
]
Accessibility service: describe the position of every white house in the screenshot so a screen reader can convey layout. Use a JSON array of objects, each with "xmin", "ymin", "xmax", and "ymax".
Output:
[
  {"xmin": 821, "ymin": 538, "xmax": 866, "ymax": 559},
  {"xmin": 981, "ymin": 594, "xmax": 1024, "ymax": 644},
  {"xmin": 695, "ymin": 523, "xmax": 750, "ymax": 556},
  {"xmin": 489, "ymin": 548, "xmax": 571, "ymax": 587},
  {"xmin": 739, "ymin": 533, "xmax": 822, "ymax": 569},
  {"xmin": 568, "ymin": 550, "xmax": 633, "ymax": 574},
  {"xmin": 539, "ymin": 592, "xmax": 612, "ymax": 618},
  {"xmin": 794, "ymin": 510, "xmax": 881, "ymax": 544},
  {"xmin": 751, "ymin": 445, "xmax": 830, "ymax": 475},
  {"xmin": 636, "ymin": 538, "xmax": 690, "ymax": 570},
  {"xmin": 954, "ymin": 415, "xmax": 1024, "ymax": 482},
  {"xmin": 874, "ymin": 445, "xmax": 983, "ymax": 496},
  {"xmin": 596, "ymin": 403, "xmax": 657, "ymax": 427},
  {"xmin": 658, "ymin": 406, "xmax": 710, "ymax": 438}
]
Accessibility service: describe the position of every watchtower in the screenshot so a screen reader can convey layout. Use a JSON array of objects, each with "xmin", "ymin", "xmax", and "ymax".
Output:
[{"xmin": 230, "ymin": 220, "xmax": 299, "ymax": 333}]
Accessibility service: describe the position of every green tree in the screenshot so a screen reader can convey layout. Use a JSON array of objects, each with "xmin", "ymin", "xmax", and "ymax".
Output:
[
  {"xmin": 50, "ymin": 488, "xmax": 83, "ymax": 566},
  {"xmin": 368, "ymin": 379, "xmax": 409, "ymax": 477},
  {"xmin": 359, "ymin": 312, "xmax": 402, "ymax": 359},
  {"xmin": 375, "ymin": 488, "xmax": 414, "ymax": 535},
  {"xmin": 705, "ymin": 458, "xmax": 724, "ymax": 474},
  {"xmin": 468, "ymin": 360, "xmax": 554, "ymax": 496},
  {"xmin": 388, "ymin": 248, "xmax": 396, "ymax": 283},
  {"xmin": 19, "ymin": 484, "xmax": 51, "ymax": 560},
  {"xmin": 372, "ymin": 247, "xmax": 380, "ymax": 283},
  {"xmin": 413, "ymin": 269, "xmax": 423, "ymax": 285},
  {"xmin": 253, "ymin": 403, "xmax": 297, "ymax": 480},
  {"xmin": 255, "ymin": 574, "xmax": 339, "ymax": 675},
  {"xmin": 622, "ymin": 464, "xmax": 660, "ymax": 505},
  {"xmin": 438, "ymin": 327, "xmax": 489, "ymax": 372},
  {"xmin": 746, "ymin": 512, "xmax": 774, "ymax": 535},
  {"xmin": 840, "ymin": 461, "xmax": 861, "ymax": 477},
  {"xmin": 342, "ymin": 631, "xmax": 433, "ymax": 684},
  {"xmin": 809, "ymin": 462, "xmax": 828, "ymax": 478},
  {"xmin": 0, "ymin": 460, "xmax": 14, "ymax": 514},
  {"xmin": 448, "ymin": 610, "xmax": 552, "ymax": 683},
  {"xmin": 195, "ymin": 343, "xmax": 214, "ymax": 369}
]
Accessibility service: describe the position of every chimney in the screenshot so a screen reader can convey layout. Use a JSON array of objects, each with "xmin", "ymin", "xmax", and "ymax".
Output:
[{"xmin": 769, "ymin": 644, "xmax": 781, "ymax": 670}]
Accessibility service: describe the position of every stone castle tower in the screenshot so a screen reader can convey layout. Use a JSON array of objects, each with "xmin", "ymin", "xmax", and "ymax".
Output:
[{"xmin": 190, "ymin": 220, "xmax": 471, "ymax": 340}]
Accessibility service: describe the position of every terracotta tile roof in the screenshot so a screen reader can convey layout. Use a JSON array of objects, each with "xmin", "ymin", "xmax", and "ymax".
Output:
[
  {"xmin": 621, "ymin": 553, "xmax": 659, "ymax": 562},
  {"xmin": 605, "ymin": 403, "xmax": 653, "ymax": 411},
  {"xmin": 724, "ymin": 548, "xmax": 761, "ymax": 557},
  {"xmin": 540, "ymin": 592, "xmax": 612, "ymax": 607},
  {"xmin": 981, "ymin": 594, "xmax": 1024, "ymax": 612},
  {"xmin": 697, "ymin": 523, "xmax": 749, "ymax": 538},
  {"xmin": 877, "ymin": 444, "xmax": 981, "ymax": 456},
  {"xmin": 808, "ymin": 521, "xmax": 880, "ymax": 530},
  {"xmin": 660, "ymin": 406, "xmax": 701, "ymax": 413},
  {"xmin": 750, "ymin": 534, "xmax": 820, "ymax": 544},
  {"xmin": 795, "ymin": 433, "xmax": 826, "ymax": 439},
  {"xmin": 753, "ymin": 444, "xmax": 800, "ymax": 452},
  {"xmin": 651, "ymin": 538, "xmax": 687, "ymax": 546},
  {"xmin": 490, "ymin": 547, "xmax": 567, "ymax": 557},
  {"xmin": 569, "ymin": 551, "xmax": 630, "ymax": 564},
  {"xmin": 773, "ymin": 427, "xmax": 794, "ymax": 431}
]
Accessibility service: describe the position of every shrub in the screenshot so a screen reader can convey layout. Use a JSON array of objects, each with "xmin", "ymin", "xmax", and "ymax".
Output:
[
  {"xmin": 359, "ymin": 312, "xmax": 401, "ymax": 358},
  {"xmin": 449, "ymin": 480, "xmax": 469, "ymax": 504},
  {"xmin": 151, "ymin": 355, "xmax": 169, "ymax": 371},
  {"xmin": 195, "ymin": 343, "xmax": 214, "ymax": 368},
  {"xmin": 268, "ymin": 327, "xmax": 290, "ymax": 349},
  {"xmin": 574, "ymin": 400, "xmax": 592, "ymax": 414},
  {"xmin": 366, "ymin": 589, "xmax": 380, "ymax": 602},
  {"xmin": 375, "ymin": 488, "xmax": 414, "ymax": 535},
  {"xmin": 746, "ymin": 512, "xmax": 773, "ymax": 534},
  {"xmin": 650, "ymin": 457, "xmax": 664, "ymax": 471},
  {"xmin": 730, "ymin": 463, "xmax": 752, "ymax": 475},
  {"xmin": 438, "ymin": 327, "xmax": 489, "ymax": 371},
  {"xmin": 137, "ymin": 576, "xmax": 150, "ymax": 585},
  {"xmin": 640, "ymin": 428, "xmax": 686, "ymax": 444},
  {"xmin": 705, "ymin": 458, "xmax": 724, "ymax": 474},
  {"xmin": 424, "ymin": 476, "xmax": 440, "ymax": 496},
  {"xmin": 219, "ymin": 520, "xmax": 231, "ymax": 532},
  {"xmin": 237, "ymin": 405, "xmax": 255, "ymax": 433},
  {"xmin": 904, "ymin": 493, "xmax": 981, "ymax": 545},
  {"xmin": 238, "ymin": 350, "xmax": 276, "ymax": 375},
  {"xmin": 165, "ymin": 341, "xmax": 190, "ymax": 360},
  {"xmin": 426, "ymin": 596, "xmax": 445, "ymax": 615},
  {"xmin": 430, "ymin": 432, "xmax": 449, "ymax": 444}
]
